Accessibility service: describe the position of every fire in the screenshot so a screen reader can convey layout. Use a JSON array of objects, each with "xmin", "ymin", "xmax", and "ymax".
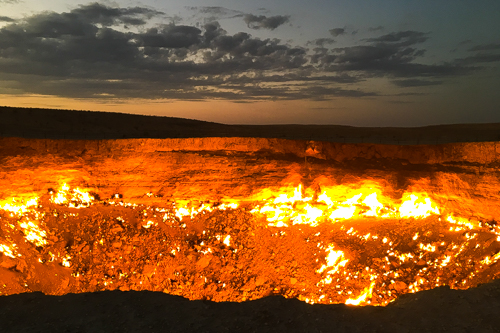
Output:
[
  {"xmin": 346, "ymin": 281, "xmax": 376, "ymax": 305},
  {"xmin": 399, "ymin": 193, "xmax": 439, "ymax": 218},
  {"xmin": 0, "ymin": 197, "xmax": 38, "ymax": 215},
  {"xmin": 1, "ymin": 181, "xmax": 500, "ymax": 307},
  {"xmin": 50, "ymin": 183, "xmax": 95, "ymax": 208},
  {"xmin": 175, "ymin": 202, "xmax": 239, "ymax": 220},
  {"xmin": 18, "ymin": 220, "xmax": 47, "ymax": 247},
  {"xmin": 0, "ymin": 183, "xmax": 97, "ymax": 253},
  {"xmin": 247, "ymin": 183, "xmax": 441, "ymax": 227},
  {"xmin": 0, "ymin": 243, "xmax": 18, "ymax": 258},
  {"xmin": 317, "ymin": 246, "xmax": 349, "ymax": 274}
]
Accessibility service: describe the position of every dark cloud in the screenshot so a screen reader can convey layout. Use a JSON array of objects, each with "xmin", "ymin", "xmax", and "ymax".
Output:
[
  {"xmin": 329, "ymin": 28, "xmax": 346, "ymax": 37},
  {"xmin": 313, "ymin": 30, "xmax": 474, "ymax": 80},
  {"xmin": 139, "ymin": 25, "xmax": 202, "ymax": 49},
  {"xmin": 0, "ymin": 4, "xmax": 315, "ymax": 101},
  {"xmin": 364, "ymin": 31, "xmax": 429, "ymax": 47},
  {"xmin": 306, "ymin": 38, "xmax": 335, "ymax": 47},
  {"xmin": 467, "ymin": 43, "xmax": 500, "ymax": 52},
  {"xmin": 395, "ymin": 92, "xmax": 428, "ymax": 96},
  {"xmin": 0, "ymin": 4, "xmax": 484, "ymax": 103},
  {"xmin": 459, "ymin": 53, "xmax": 500, "ymax": 64},
  {"xmin": 368, "ymin": 26, "xmax": 384, "ymax": 32},
  {"xmin": 321, "ymin": 43, "xmax": 469, "ymax": 78},
  {"xmin": 0, "ymin": 0, "xmax": 20, "ymax": 3},
  {"xmin": 392, "ymin": 79, "xmax": 443, "ymax": 87},
  {"xmin": 185, "ymin": 6, "xmax": 244, "ymax": 19},
  {"xmin": 0, "ymin": 16, "xmax": 15, "ymax": 22},
  {"xmin": 302, "ymin": 86, "xmax": 377, "ymax": 100},
  {"xmin": 244, "ymin": 14, "xmax": 290, "ymax": 30},
  {"xmin": 68, "ymin": 2, "xmax": 164, "ymax": 26},
  {"xmin": 452, "ymin": 43, "xmax": 500, "ymax": 66}
]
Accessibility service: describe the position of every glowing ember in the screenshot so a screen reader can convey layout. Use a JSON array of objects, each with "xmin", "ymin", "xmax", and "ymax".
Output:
[
  {"xmin": 0, "ymin": 243, "xmax": 18, "ymax": 258},
  {"xmin": 61, "ymin": 255, "xmax": 71, "ymax": 268},
  {"xmin": 346, "ymin": 281, "xmax": 376, "ymax": 305},
  {"xmin": 1, "ymin": 181, "xmax": 500, "ymax": 306},
  {"xmin": 317, "ymin": 246, "xmax": 349, "ymax": 274},
  {"xmin": 50, "ymin": 183, "xmax": 95, "ymax": 208},
  {"xmin": 0, "ymin": 197, "xmax": 38, "ymax": 215},
  {"xmin": 18, "ymin": 221, "xmax": 47, "ymax": 247}
]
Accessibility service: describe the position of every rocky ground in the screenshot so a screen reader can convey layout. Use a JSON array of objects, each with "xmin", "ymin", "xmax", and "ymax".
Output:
[{"xmin": 2, "ymin": 107, "xmax": 500, "ymax": 332}]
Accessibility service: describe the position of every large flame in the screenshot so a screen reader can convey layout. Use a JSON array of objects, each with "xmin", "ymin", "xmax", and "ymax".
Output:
[{"xmin": 248, "ymin": 183, "xmax": 440, "ymax": 227}]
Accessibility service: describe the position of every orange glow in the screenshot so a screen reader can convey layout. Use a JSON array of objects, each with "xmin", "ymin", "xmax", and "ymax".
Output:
[
  {"xmin": 317, "ymin": 246, "xmax": 349, "ymax": 274},
  {"xmin": 244, "ymin": 183, "xmax": 441, "ymax": 227},
  {"xmin": 0, "ymin": 197, "xmax": 38, "ymax": 215},
  {"xmin": 1, "ymin": 181, "xmax": 499, "ymax": 306},
  {"xmin": 50, "ymin": 183, "xmax": 95, "ymax": 208},
  {"xmin": 0, "ymin": 243, "xmax": 18, "ymax": 258},
  {"xmin": 346, "ymin": 281, "xmax": 376, "ymax": 306}
]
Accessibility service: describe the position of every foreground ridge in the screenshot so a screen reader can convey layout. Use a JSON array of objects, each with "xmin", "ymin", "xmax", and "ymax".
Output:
[{"xmin": 1, "ymin": 280, "xmax": 500, "ymax": 332}]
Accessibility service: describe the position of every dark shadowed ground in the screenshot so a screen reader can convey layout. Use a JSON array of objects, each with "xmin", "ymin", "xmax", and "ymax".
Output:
[
  {"xmin": 2, "ymin": 106, "xmax": 500, "ymax": 144},
  {"xmin": 1, "ymin": 281, "xmax": 500, "ymax": 333}
]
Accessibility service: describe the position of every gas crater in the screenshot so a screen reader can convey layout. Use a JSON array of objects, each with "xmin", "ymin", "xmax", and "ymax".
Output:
[{"xmin": 1, "ymin": 137, "xmax": 500, "ymax": 307}]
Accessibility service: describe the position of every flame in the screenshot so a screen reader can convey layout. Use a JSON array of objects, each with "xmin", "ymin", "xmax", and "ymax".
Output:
[
  {"xmin": 172, "ymin": 183, "xmax": 444, "ymax": 228},
  {"xmin": 2, "ymin": 181, "xmax": 499, "ymax": 307},
  {"xmin": 345, "ymin": 281, "xmax": 376, "ymax": 305},
  {"xmin": 174, "ymin": 201, "xmax": 239, "ymax": 221},
  {"xmin": 0, "ymin": 243, "xmax": 18, "ymax": 258},
  {"xmin": 317, "ymin": 246, "xmax": 349, "ymax": 274},
  {"xmin": 223, "ymin": 235, "xmax": 231, "ymax": 246},
  {"xmin": 18, "ymin": 220, "xmax": 47, "ymax": 247},
  {"xmin": 399, "ymin": 193, "xmax": 439, "ymax": 218},
  {"xmin": 61, "ymin": 255, "xmax": 72, "ymax": 268},
  {"xmin": 0, "ymin": 197, "xmax": 38, "ymax": 215},
  {"xmin": 0, "ymin": 183, "xmax": 96, "ymax": 256},
  {"xmin": 247, "ymin": 183, "xmax": 441, "ymax": 227},
  {"xmin": 50, "ymin": 183, "xmax": 95, "ymax": 208}
]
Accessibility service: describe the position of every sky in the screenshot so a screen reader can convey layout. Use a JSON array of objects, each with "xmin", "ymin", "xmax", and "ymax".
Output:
[{"xmin": 0, "ymin": 0, "xmax": 499, "ymax": 126}]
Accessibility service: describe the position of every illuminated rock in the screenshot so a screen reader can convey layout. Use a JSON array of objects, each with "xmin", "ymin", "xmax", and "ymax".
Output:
[{"xmin": 1, "ymin": 137, "xmax": 500, "ymax": 305}]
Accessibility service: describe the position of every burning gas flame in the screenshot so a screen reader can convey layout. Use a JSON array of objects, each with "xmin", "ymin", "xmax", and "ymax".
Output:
[
  {"xmin": 317, "ymin": 246, "xmax": 349, "ymax": 274},
  {"xmin": 346, "ymin": 281, "xmax": 376, "ymax": 305},
  {"xmin": 50, "ymin": 183, "xmax": 95, "ymax": 208},
  {"xmin": 1, "ymin": 181, "xmax": 499, "ymax": 307},
  {"xmin": 0, "ymin": 243, "xmax": 18, "ymax": 258},
  {"xmin": 0, "ymin": 197, "xmax": 38, "ymax": 215},
  {"xmin": 248, "ymin": 184, "xmax": 440, "ymax": 227}
]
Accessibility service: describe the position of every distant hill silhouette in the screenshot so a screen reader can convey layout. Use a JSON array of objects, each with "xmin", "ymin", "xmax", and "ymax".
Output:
[{"xmin": 2, "ymin": 106, "xmax": 500, "ymax": 144}]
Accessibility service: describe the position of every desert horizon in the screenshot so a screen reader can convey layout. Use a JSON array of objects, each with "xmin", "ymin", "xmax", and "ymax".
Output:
[{"xmin": 3, "ymin": 105, "xmax": 500, "ymax": 145}]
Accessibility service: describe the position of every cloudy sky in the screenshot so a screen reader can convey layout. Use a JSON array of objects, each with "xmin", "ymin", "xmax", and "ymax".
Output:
[{"xmin": 0, "ymin": 0, "xmax": 499, "ymax": 126}]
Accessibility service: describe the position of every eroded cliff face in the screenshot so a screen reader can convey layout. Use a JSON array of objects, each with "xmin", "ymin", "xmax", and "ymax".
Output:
[
  {"xmin": 1, "ymin": 137, "xmax": 500, "ymax": 305},
  {"xmin": 1, "ymin": 137, "xmax": 500, "ymax": 218}
]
